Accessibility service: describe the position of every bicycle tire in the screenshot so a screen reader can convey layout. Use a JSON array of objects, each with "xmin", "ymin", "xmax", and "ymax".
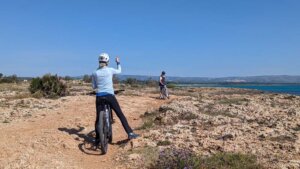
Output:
[
  {"xmin": 108, "ymin": 108, "xmax": 113, "ymax": 143},
  {"xmin": 98, "ymin": 110, "xmax": 108, "ymax": 154},
  {"xmin": 162, "ymin": 87, "xmax": 169, "ymax": 99}
]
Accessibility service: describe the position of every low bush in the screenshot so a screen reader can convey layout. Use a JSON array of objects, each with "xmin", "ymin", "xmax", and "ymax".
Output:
[
  {"xmin": 150, "ymin": 148, "xmax": 201, "ymax": 169},
  {"xmin": 219, "ymin": 98, "xmax": 250, "ymax": 105},
  {"xmin": 82, "ymin": 74, "xmax": 92, "ymax": 83},
  {"xmin": 150, "ymin": 147, "xmax": 263, "ymax": 169},
  {"xmin": 124, "ymin": 78, "xmax": 138, "ymax": 86},
  {"xmin": 29, "ymin": 74, "xmax": 68, "ymax": 98},
  {"xmin": 201, "ymin": 152, "xmax": 263, "ymax": 169},
  {"xmin": 157, "ymin": 140, "xmax": 172, "ymax": 146},
  {"xmin": 137, "ymin": 110, "xmax": 160, "ymax": 130},
  {"xmin": 145, "ymin": 78, "xmax": 158, "ymax": 87},
  {"xmin": 167, "ymin": 83, "xmax": 177, "ymax": 89},
  {"xmin": 180, "ymin": 112, "xmax": 198, "ymax": 121},
  {"xmin": 0, "ymin": 74, "xmax": 18, "ymax": 83}
]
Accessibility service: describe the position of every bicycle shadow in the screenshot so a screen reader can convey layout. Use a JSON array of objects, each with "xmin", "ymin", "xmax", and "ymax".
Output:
[
  {"xmin": 58, "ymin": 126, "xmax": 131, "ymax": 155},
  {"xmin": 58, "ymin": 126, "xmax": 99, "ymax": 155},
  {"xmin": 149, "ymin": 96, "xmax": 164, "ymax": 100}
]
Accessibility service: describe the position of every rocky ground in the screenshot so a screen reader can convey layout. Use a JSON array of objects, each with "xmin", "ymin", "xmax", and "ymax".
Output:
[
  {"xmin": 120, "ymin": 88, "xmax": 300, "ymax": 169},
  {"xmin": 0, "ymin": 82, "xmax": 171, "ymax": 169},
  {"xmin": 0, "ymin": 82, "xmax": 299, "ymax": 168}
]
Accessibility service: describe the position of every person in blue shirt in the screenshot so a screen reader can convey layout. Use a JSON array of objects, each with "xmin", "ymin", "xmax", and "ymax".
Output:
[{"xmin": 92, "ymin": 53, "xmax": 139, "ymax": 144}]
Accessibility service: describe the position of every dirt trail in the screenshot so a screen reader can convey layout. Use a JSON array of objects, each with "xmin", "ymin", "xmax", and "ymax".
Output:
[{"xmin": 0, "ymin": 94, "xmax": 171, "ymax": 169}]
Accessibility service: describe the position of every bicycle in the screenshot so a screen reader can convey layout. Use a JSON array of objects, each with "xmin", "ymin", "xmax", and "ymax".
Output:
[
  {"xmin": 96, "ymin": 99, "xmax": 113, "ymax": 154},
  {"xmin": 161, "ymin": 85, "xmax": 169, "ymax": 99}
]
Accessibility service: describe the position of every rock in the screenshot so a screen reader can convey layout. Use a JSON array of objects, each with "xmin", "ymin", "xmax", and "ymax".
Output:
[
  {"xmin": 216, "ymin": 134, "xmax": 234, "ymax": 141},
  {"xmin": 128, "ymin": 153, "xmax": 141, "ymax": 161}
]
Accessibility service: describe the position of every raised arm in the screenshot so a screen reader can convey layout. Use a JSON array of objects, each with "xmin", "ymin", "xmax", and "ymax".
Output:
[{"xmin": 111, "ymin": 57, "xmax": 122, "ymax": 74}]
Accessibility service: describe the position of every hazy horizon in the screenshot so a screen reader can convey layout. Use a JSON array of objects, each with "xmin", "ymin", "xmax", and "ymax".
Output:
[
  {"xmin": 1, "ymin": 0, "xmax": 300, "ymax": 77},
  {"xmin": 2, "ymin": 73, "xmax": 300, "ymax": 79}
]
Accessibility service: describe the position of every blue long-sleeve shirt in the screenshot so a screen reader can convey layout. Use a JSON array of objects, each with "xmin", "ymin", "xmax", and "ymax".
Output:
[{"xmin": 92, "ymin": 64, "xmax": 121, "ymax": 95}]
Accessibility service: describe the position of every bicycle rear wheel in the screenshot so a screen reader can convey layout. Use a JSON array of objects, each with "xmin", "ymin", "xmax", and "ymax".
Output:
[
  {"xmin": 162, "ymin": 87, "xmax": 169, "ymax": 99},
  {"xmin": 108, "ymin": 108, "xmax": 113, "ymax": 143},
  {"xmin": 98, "ymin": 110, "xmax": 108, "ymax": 154}
]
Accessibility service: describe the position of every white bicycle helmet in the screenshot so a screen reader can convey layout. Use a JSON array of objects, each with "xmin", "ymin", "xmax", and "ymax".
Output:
[{"xmin": 99, "ymin": 53, "xmax": 110, "ymax": 63}]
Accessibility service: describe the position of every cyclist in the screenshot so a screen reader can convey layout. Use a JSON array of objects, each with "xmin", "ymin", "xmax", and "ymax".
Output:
[
  {"xmin": 159, "ymin": 71, "xmax": 169, "ymax": 99},
  {"xmin": 92, "ymin": 53, "xmax": 139, "ymax": 145}
]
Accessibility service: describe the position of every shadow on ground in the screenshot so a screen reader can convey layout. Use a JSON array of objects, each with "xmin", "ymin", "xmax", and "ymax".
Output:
[
  {"xmin": 58, "ymin": 127, "xmax": 100, "ymax": 155},
  {"xmin": 58, "ymin": 126, "xmax": 131, "ymax": 155}
]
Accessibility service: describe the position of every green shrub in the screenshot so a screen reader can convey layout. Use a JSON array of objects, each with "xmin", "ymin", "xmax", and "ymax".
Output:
[
  {"xmin": 83, "ymin": 74, "xmax": 92, "ymax": 83},
  {"xmin": 219, "ymin": 98, "xmax": 249, "ymax": 105},
  {"xmin": 3, "ymin": 119, "xmax": 10, "ymax": 123},
  {"xmin": 157, "ymin": 140, "xmax": 172, "ymax": 146},
  {"xmin": 63, "ymin": 76, "xmax": 73, "ymax": 81},
  {"xmin": 180, "ymin": 113, "xmax": 198, "ymax": 120},
  {"xmin": 201, "ymin": 152, "xmax": 263, "ymax": 169},
  {"xmin": 29, "ymin": 74, "xmax": 68, "ymax": 98},
  {"xmin": 167, "ymin": 83, "xmax": 177, "ymax": 89},
  {"xmin": 0, "ymin": 74, "xmax": 18, "ymax": 83},
  {"xmin": 124, "ymin": 78, "xmax": 138, "ymax": 85},
  {"xmin": 137, "ymin": 119, "xmax": 154, "ymax": 130},
  {"xmin": 137, "ymin": 110, "xmax": 160, "ymax": 130},
  {"xmin": 145, "ymin": 78, "xmax": 158, "ymax": 87}
]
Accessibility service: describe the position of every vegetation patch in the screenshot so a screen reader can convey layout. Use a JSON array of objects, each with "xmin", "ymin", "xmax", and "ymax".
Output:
[
  {"xmin": 15, "ymin": 100, "xmax": 30, "ymax": 108},
  {"xmin": 219, "ymin": 98, "xmax": 250, "ymax": 105},
  {"xmin": 269, "ymin": 135, "xmax": 296, "ymax": 143},
  {"xmin": 137, "ymin": 110, "xmax": 160, "ymax": 130},
  {"xmin": 150, "ymin": 148, "xmax": 201, "ymax": 169},
  {"xmin": 137, "ymin": 119, "xmax": 155, "ymax": 130},
  {"xmin": 200, "ymin": 152, "xmax": 263, "ymax": 169},
  {"xmin": 158, "ymin": 106, "xmax": 174, "ymax": 113},
  {"xmin": 283, "ymin": 95, "xmax": 296, "ymax": 100},
  {"xmin": 292, "ymin": 124, "xmax": 300, "ymax": 131},
  {"xmin": 82, "ymin": 74, "xmax": 92, "ymax": 83},
  {"xmin": 5, "ymin": 93, "xmax": 32, "ymax": 100},
  {"xmin": 150, "ymin": 147, "xmax": 263, "ymax": 169},
  {"xmin": 29, "ymin": 74, "xmax": 68, "ymax": 98},
  {"xmin": 180, "ymin": 112, "xmax": 198, "ymax": 121},
  {"xmin": 157, "ymin": 140, "xmax": 172, "ymax": 146},
  {"xmin": 124, "ymin": 146, "xmax": 159, "ymax": 168},
  {"xmin": 200, "ymin": 104, "xmax": 237, "ymax": 118},
  {"xmin": 2, "ymin": 119, "xmax": 10, "ymax": 123},
  {"xmin": 0, "ymin": 74, "xmax": 18, "ymax": 83},
  {"xmin": 167, "ymin": 83, "xmax": 177, "ymax": 89}
]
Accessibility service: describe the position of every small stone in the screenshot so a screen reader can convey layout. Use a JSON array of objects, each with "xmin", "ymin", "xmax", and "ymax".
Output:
[{"xmin": 128, "ymin": 153, "xmax": 141, "ymax": 161}]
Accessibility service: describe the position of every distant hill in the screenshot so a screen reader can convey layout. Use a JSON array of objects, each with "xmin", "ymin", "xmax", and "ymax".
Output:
[{"xmin": 25, "ymin": 75, "xmax": 300, "ymax": 84}]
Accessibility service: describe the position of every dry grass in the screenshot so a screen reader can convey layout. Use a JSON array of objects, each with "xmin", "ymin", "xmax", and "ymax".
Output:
[
  {"xmin": 122, "ymin": 146, "xmax": 159, "ymax": 168},
  {"xmin": 0, "ymin": 83, "xmax": 29, "ymax": 92},
  {"xmin": 200, "ymin": 104, "xmax": 237, "ymax": 118},
  {"xmin": 157, "ymin": 140, "xmax": 172, "ymax": 146},
  {"xmin": 219, "ymin": 98, "xmax": 250, "ymax": 105}
]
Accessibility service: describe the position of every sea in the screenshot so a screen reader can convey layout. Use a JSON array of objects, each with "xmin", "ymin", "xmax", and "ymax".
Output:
[{"xmin": 177, "ymin": 83, "xmax": 300, "ymax": 96}]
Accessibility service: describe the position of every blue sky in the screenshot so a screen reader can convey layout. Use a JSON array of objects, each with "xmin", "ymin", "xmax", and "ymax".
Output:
[{"xmin": 0, "ymin": 0, "xmax": 299, "ymax": 77}]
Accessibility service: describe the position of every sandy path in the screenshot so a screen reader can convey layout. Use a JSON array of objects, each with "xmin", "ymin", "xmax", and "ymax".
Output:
[{"xmin": 0, "ymin": 94, "xmax": 169, "ymax": 169}]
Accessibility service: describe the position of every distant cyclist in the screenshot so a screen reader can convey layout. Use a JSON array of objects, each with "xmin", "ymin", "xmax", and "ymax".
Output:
[
  {"xmin": 92, "ymin": 53, "xmax": 139, "ymax": 145},
  {"xmin": 159, "ymin": 71, "xmax": 169, "ymax": 99}
]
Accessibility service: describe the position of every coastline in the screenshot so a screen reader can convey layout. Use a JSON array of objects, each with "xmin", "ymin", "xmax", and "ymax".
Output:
[{"xmin": 175, "ymin": 83, "xmax": 300, "ymax": 96}]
